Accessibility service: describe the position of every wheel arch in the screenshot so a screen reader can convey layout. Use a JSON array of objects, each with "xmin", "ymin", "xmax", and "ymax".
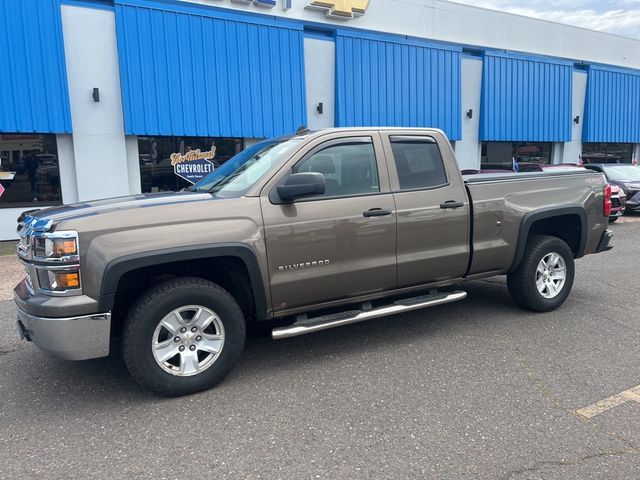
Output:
[
  {"xmin": 99, "ymin": 243, "xmax": 270, "ymax": 326},
  {"xmin": 508, "ymin": 206, "xmax": 588, "ymax": 274}
]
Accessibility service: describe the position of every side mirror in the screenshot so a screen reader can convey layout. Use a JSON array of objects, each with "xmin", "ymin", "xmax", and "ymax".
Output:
[{"xmin": 276, "ymin": 172, "xmax": 326, "ymax": 202}]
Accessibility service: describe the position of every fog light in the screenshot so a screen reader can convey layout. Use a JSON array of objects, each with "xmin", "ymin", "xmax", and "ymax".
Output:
[
  {"xmin": 57, "ymin": 272, "xmax": 80, "ymax": 288},
  {"xmin": 36, "ymin": 269, "xmax": 81, "ymax": 292}
]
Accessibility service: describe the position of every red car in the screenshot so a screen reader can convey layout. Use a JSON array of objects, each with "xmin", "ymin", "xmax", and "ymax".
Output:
[{"xmin": 608, "ymin": 184, "xmax": 626, "ymax": 223}]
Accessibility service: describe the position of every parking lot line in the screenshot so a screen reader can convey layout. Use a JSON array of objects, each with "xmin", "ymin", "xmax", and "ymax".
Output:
[
  {"xmin": 618, "ymin": 215, "xmax": 640, "ymax": 223},
  {"xmin": 576, "ymin": 385, "xmax": 640, "ymax": 419}
]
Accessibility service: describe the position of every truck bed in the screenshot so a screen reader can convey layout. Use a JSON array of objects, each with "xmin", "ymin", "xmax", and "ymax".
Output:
[{"xmin": 462, "ymin": 169, "xmax": 608, "ymax": 276}]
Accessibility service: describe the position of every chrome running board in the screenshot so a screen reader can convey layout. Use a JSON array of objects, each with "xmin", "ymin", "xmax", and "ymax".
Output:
[{"xmin": 272, "ymin": 290, "xmax": 467, "ymax": 340}]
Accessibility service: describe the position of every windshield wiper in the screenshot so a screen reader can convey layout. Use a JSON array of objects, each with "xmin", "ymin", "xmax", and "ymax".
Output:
[{"xmin": 189, "ymin": 186, "xmax": 217, "ymax": 193}]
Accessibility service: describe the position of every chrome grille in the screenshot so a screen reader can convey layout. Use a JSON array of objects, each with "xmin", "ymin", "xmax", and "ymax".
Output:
[
  {"xmin": 16, "ymin": 215, "xmax": 53, "ymax": 261},
  {"xmin": 16, "ymin": 236, "xmax": 31, "ymax": 260}
]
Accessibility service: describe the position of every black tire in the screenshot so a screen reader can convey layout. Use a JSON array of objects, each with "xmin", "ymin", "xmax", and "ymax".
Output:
[
  {"xmin": 507, "ymin": 235, "xmax": 575, "ymax": 312},
  {"xmin": 122, "ymin": 277, "xmax": 245, "ymax": 396},
  {"xmin": 609, "ymin": 216, "xmax": 619, "ymax": 223}
]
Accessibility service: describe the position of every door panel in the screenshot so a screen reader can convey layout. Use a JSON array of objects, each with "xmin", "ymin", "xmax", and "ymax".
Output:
[
  {"xmin": 304, "ymin": 36, "xmax": 335, "ymax": 130},
  {"xmin": 262, "ymin": 196, "xmax": 396, "ymax": 310},
  {"xmin": 382, "ymin": 131, "xmax": 470, "ymax": 287},
  {"xmin": 261, "ymin": 134, "xmax": 396, "ymax": 311},
  {"xmin": 394, "ymin": 189, "xmax": 469, "ymax": 286}
]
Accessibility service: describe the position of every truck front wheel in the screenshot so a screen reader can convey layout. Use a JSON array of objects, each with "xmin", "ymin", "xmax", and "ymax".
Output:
[
  {"xmin": 507, "ymin": 235, "xmax": 575, "ymax": 312},
  {"xmin": 122, "ymin": 277, "xmax": 245, "ymax": 396}
]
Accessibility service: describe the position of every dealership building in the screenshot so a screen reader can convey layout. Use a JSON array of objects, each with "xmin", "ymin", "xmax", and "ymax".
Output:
[{"xmin": 1, "ymin": 0, "xmax": 640, "ymax": 239}]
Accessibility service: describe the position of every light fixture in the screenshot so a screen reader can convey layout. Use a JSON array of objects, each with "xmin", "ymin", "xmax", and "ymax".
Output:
[
  {"xmin": 574, "ymin": 115, "xmax": 580, "ymax": 124},
  {"xmin": 466, "ymin": 109, "xmax": 473, "ymax": 119},
  {"xmin": 93, "ymin": 88, "xmax": 100, "ymax": 102}
]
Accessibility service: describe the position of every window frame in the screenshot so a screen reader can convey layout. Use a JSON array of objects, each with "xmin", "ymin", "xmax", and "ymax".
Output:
[
  {"xmin": 387, "ymin": 135, "xmax": 451, "ymax": 193},
  {"xmin": 284, "ymin": 136, "xmax": 385, "ymax": 202}
]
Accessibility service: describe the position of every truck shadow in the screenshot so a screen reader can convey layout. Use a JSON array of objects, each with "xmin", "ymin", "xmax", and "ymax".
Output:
[
  {"xmin": 9, "ymin": 278, "xmax": 526, "ymax": 408},
  {"xmin": 234, "ymin": 278, "xmax": 517, "ymax": 378}
]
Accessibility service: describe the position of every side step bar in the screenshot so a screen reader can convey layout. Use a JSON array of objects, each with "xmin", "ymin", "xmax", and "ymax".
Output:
[{"xmin": 272, "ymin": 290, "xmax": 467, "ymax": 340}]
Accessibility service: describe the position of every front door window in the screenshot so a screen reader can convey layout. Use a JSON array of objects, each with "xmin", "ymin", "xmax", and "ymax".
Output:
[{"xmin": 294, "ymin": 142, "xmax": 380, "ymax": 198}]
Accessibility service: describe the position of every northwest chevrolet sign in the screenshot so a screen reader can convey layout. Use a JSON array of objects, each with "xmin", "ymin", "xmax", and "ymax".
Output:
[{"xmin": 171, "ymin": 147, "xmax": 216, "ymax": 184}]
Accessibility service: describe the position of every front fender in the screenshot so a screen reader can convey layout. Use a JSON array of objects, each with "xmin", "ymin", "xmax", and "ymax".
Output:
[{"xmin": 98, "ymin": 243, "xmax": 270, "ymax": 321}]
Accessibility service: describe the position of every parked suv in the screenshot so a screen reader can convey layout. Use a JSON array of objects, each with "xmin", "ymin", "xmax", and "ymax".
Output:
[{"xmin": 585, "ymin": 164, "xmax": 640, "ymax": 212}]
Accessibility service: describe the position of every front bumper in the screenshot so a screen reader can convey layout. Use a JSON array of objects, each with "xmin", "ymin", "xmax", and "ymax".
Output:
[
  {"xmin": 16, "ymin": 305, "xmax": 111, "ymax": 360},
  {"xmin": 595, "ymin": 229, "xmax": 614, "ymax": 253}
]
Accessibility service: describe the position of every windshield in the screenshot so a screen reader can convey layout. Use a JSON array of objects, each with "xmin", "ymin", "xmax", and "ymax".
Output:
[
  {"xmin": 603, "ymin": 165, "xmax": 640, "ymax": 182},
  {"xmin": 189, "ymin": 135, "xmax": 305, "ymax": 197}
]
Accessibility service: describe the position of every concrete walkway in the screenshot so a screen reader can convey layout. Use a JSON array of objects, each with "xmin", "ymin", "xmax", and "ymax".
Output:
[{"xmin": 0, "ymin": 255, "xmax": 23, "ymax": 301}]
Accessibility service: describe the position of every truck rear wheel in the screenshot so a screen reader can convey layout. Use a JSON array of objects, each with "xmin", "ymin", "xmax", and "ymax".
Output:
[
  {"xmin": 507, "ymin": 235, "xmax": 575, "ymax": 312},
  {"xmin": 122, "ymin": 277, "xmax": 245, "ymax": 396}
]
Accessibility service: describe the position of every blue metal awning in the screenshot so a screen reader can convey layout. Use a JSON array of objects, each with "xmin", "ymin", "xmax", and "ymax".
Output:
[
  {"xmin": 583, "ymin": 65, "xmax": 640, "ymax": 143},
  {"xmin": 335, "ymin": 30, "xmax": 462, "ymax": 140},
  {"xmin": 0, "ymin": 0, "xmax": 72, "ymax": 133},
  {"xmin": 480, "ymin": 51, "xmax": 572, "ymax": 142},
  {"xmin": 114, "ymin": 0, "xmax": 306, "ymax": 138}
]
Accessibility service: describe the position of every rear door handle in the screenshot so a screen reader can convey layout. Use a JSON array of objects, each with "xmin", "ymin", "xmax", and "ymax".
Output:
[
  {"xmin": 363, "ymin": 208, "xmax": 392, "ymax": 217},
  {"xmin": 440, "ymin": 200, "xmax": 464, "ymax": 209}
]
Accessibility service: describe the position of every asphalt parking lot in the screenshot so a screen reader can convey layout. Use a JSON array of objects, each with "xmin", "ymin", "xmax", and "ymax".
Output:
[{"xmin": 1, "ymin": 220, "xmax": 639, "ymax": 479}]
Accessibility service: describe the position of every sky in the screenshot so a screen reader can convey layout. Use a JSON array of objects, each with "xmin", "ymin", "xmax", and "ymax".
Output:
[{"xmin": 452, "ymin": 0, "xmax": 640, "ymax": 39}]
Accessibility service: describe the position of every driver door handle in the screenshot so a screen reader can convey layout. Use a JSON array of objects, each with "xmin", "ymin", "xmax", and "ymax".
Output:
[
  {"xmin": 363, "ymin": 208, "xmax": 392, "ymax": 217},
  {"xmin": 440, "ymin": 200, "xmax": 464, "ymax": 209}
]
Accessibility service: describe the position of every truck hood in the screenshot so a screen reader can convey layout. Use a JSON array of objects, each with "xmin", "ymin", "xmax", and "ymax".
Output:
[
  {"xmin": 17, "ymin": 191, "xmax": 264, "ymax": 296},
  {"xmin": 30, "ymin": 191, "xmax": 215, "ymax": 224}
]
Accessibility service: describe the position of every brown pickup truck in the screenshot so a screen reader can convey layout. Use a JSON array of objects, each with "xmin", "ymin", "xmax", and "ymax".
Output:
[{"xmin": 14, "ymin": 128, "xmax": 614, "ymax": 395}]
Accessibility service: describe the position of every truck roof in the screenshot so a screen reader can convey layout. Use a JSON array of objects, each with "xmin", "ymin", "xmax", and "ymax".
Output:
[{"xmin": 300, "ymin": 126, "xmax": 447, "ymax": 139}]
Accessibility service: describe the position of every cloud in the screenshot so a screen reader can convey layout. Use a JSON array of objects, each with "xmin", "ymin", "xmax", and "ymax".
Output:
[{"xmin": 453, "ymin": 0, "xmax": 640, "ymax": 39}]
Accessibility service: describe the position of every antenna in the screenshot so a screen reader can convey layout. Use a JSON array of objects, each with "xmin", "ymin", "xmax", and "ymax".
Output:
[{"xmin": 295, "ymin": 125, "xmax": 310, "ymax": 135}]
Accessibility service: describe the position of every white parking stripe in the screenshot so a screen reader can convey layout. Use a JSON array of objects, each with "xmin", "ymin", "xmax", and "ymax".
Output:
[{"xmin": 618, "ymin": 215, "xmax": 640, "ymax": 223}]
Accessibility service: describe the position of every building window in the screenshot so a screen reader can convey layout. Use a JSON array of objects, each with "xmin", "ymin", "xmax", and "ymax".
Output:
[
  {"xmin": 137, "ymin": 136, "xmax": 243, "ymax": 193},
  {"xmin": 582, "ymin": 143, "xmax": 633, "ymax": 164},
  {"xmin": 0, "ymin": 134, "xmax": 62, "ymax": 207},
  {"xmin": 481, "ymin": 142, "xmax": 552, "ymax": 170}
]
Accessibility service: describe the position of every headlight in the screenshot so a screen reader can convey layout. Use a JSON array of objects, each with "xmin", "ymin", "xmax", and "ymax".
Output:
[
  {"xmin": 36, "ymin": 268, "xmax": 81, "ymax": 292},
  {"xmin": 27, "ymin": 230, "xmax": 82, "ymax": 295},
  {"xmin": 33, "ymin": 231, "xmax": 78, "ymax": 260}
]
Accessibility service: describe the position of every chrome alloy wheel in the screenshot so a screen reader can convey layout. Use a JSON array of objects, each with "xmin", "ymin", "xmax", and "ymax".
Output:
[
  {"xmin": 535, "ymin": 252, "xmax": 567, "ymax": 299},
  {"xmin": 151, "ymin": 305, "xmax": 225, "ymax": 377}
]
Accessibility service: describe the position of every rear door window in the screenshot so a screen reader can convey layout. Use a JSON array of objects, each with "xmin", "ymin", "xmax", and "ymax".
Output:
[{"xmin": 389, "ymin": 137, "xmax": 448, "ymax": 190}]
